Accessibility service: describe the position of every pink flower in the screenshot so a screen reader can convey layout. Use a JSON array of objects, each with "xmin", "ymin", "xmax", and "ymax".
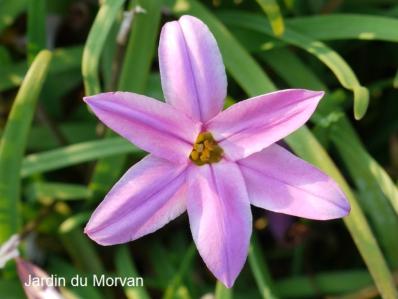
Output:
[
  {"xmin": 84, "ymin": 15, "xmax": 350, "ymax": 287},
  {"xmin": 16, "ymin": 258, "xmax": 64, "ymax": 299}
]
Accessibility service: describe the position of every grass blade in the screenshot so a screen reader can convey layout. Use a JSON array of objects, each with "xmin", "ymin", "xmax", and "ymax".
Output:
[
  {"xmin": 394, "ymin": 70, "xmax": 398, "ymax": 88},
  {"xmin": 0, "ymin": 50, "xmax": 52, "ymax": 243},
  {"xmin": 286, "ymin": 14, "xmax": 398, "ymax": 42},
  {"xmin": 0, "ymin": 46, "xmax": 82, "ymax": 92},
  {"xmin": 255, "ymin": 0, "xmax": 285, "ymax": 36},
  {"xmin": 115, "ymin": 245, "xmax": 151, "ymax": 299},
  {"xmin": 59, "ymin": 228, "xmax": 104, "ymax": 275},
  {"xmin": 48, "ymin": 257, "xmax": 104, "ymax": 299},
  {"xmin": 163, "ymin": 244, "xmax": 196, "ymax": 299},
  {"xmin": 275, "ymin": 270, "xmax": 373, "ymax": 297},
  {"xmin": 118, "ymin": 0, "xmax": 163, "ymax": 92},
  {"xmin": 82, "ymin": 0, "xmax": 125, "ymax": 95},
  {"xmin": 27, "ymin": 0, "xmax": 46, "ymax": 63},
  {"xmin": 21, "ymin": 138, "xmax": 142, "ymax": 178},
  {"xmin": 249, "ymin": 233, "xmax": 279, "ymax": 299},
  {"xmin": 25, "ymin": 182, "xmax": 92, "ymax": 202},
  {"xmin": 215, "ymin": 281, "xmax": 232, "ymax": 299},
  {"xmin": 59, "ymin": 212, "xmax": 91, "ymax": 234},
  {"xmin": 330, "ymin": 116, "xmax": 398, "ymax": 266}
]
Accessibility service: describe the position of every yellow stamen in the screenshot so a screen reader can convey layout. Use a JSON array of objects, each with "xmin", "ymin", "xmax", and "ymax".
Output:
[
  {"xmin": 194, "ymin": 143, "xmax": 204, "ymax": 152},
  {"xmin": 190, "ymin": 132, "xmax": 223, "ymax": 166},
  {"xmin": 191, "ymin": 150, "xmax": 199, "ymax": 161}
]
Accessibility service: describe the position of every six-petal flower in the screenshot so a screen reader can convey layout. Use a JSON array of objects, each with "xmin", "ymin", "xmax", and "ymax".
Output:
[{"xmin": 84, "ymin": 15, "xmax": 350, "ymax": 288}]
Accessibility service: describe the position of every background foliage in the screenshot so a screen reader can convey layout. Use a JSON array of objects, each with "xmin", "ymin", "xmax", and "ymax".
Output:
[{"xmin": 1, "ymin": 0, "xmax": 398, "ymax": 298}]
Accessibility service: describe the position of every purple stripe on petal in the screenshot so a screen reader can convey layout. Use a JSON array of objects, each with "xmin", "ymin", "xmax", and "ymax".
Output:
[
  {"xmin": 238, "ymin": 144, "xmax": 350, "ymax": 220},
  {"xmin": 85, "ymin": 155, "xmax": 188, "ymax": 245},
  {"xmin": 206, "ymin": 89, "xmax": 324, "ymax": 161},
  {"xmin": 84, "ymin": 92, "xmax": 201, "ymax": 164},
  {"xmin": 159, "ymin": 15, "xmax": 227, "ymax": 122},
  {"xmin": 187, "ymin": 162, "xmax": 251, "ymax": 288}
]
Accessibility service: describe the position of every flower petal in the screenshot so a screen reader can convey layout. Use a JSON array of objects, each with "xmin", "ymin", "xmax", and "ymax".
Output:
[
  {"xmin": 159, "ymin": 15, "xmax": 227, "ymax": 122},
  {"xmin": 238, "ymin": 144, "xmax": 350, "ymax": 220},
  {"xmin": 206, "ymin": 89, "xmax": 324, "ymax": 160},
  {"xmin": 85, "ymin": 155, "xmax": 188, "ymax": 245},
  {"xmin": 84, "ymin": 92, "xmax": 201, "ymax": 164},
  {"xmin": 187, "ymin": 162, "xmax": 251, "ymax": 287},
  {"xmin": 16, "ymin": 258, "xmax": 63, "ymax": 299}
]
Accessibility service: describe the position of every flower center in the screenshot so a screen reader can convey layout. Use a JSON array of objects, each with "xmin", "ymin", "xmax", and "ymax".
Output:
[{"xmin": 190, "ymin": 132, "xmax": 223, "ymax": 166}]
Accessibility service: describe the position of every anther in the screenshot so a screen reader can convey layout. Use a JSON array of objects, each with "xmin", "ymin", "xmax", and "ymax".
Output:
[{"xmin": 190, "ymin": 132, "xmax": 223, "ymax": 166}]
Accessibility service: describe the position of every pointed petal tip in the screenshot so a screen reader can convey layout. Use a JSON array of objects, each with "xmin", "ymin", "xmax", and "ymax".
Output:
[
  {"xmin": 314, "ymin": 90, "xmax": 325, "ymax": 97},
  {"xmin": 328, "ymin": 187, "xmax": 352, "ymax": 220},
  {"xmin": 317, "ymin": 195, "xmax": 351, "ymax": 220},
  {"xmin": 293, "ymin": 88, "xmax": 325, "ymax": 101},
  {"xmin": 159, "ymin": 13, "xmax": 226, "ymax": 122},
  {"xmin": 178, "ymin": 14, "xmax": 201, "ymax": 23},
  {"xmin": 187, "ymin": 163, "xmax": 250, "ymax": 291},
  {"xmin": 314, "ymin": 90, "xmax": 325, "ymax": 100},
  {"xmin": 339, "ymin": 196, "xmax": 351, "ymax": 218},
  {"xmin": 221, "ymin": 277, "xmax": 235, "ymax": 289},
  {"xmin": 284, "ymin": 88, "xmax": 325, "ymax": 102},
  {"xmin": 84, "ymin": 226, "xmax": 113, "ymax": 247},
  {"xmin": 83, "ymin": 92, "xmax": 113, "ymax": 104},
  {"xmin": 83, "ymin": 222, "xmax": 106, "ymax": 245},
  {"xmin": 82, "ymin": 96, "xmax": 91, "ymax": 104},
  {"xmin": 83, "ymin": 224, "xmax": 90, "ymax": 235},
  {"xmin": 82, "ymin": 94, "xmax": 102, "ymax": 106}
]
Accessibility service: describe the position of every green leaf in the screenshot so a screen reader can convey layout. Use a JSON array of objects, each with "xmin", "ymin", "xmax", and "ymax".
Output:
[
  {"xmin": 330, "ymin": 116, "xmax": 398, "ymax": 266},
  {"xmin": 215, "ymin": 281, "xmax": 233, "ymax": 299},
  {"xmin": 21, "ymin": 138, "xmax": 142, "ymax": 178},
  {"xmin": 275, "ymin": 270, "xmax": 373, "ymax": 298},
  {"xmin": 82, "ymin": 0, "xmax": 125, "ymax": 95},
  {"xmin": 27, "ymin": 0, "xmax": 46, "ymax": 63},
  {"xmin": 0, "ymin": 279, "xmax": 25, "ymax": 299},
  {"xmin": 286, "ymin": 14, "xmax": 398, "ymax": 42},
  {"xmin": 0, "ymin": 46, "xmax": 11, "ymax": 65},
  {"xmin": 255, "ymin": 0, "xmax": 285, "ymax": 36},
  {"xmin": 25, "ymin": 182, "xmax": 92, "ymax": 202},
  {"xmin": 0, "ymin": 46, "xmax": 82, "ymax": 92},
  {"xmin": 147, "ymin": 242, "xmax": 177, "ymax": 288},
  {"xmin": 59, "ymin": 228, "xmax": 104, "ymax": 276},
  {"xmin": 118, "ymin": 0, "xmax": 163, "ymax": 92},
  {"xmin": 100, "ymin": 16, "xmax": 119, "ymax": 91},
  {"xmin": 218, "ymin": 11, "xmax": 369, "ymax": 119},
  {"xmin": 48, "ymin": 257, "xmax": 105, "ymax": 299},
  {"xmin": 170, "ymin": 3, "xmax": 398, "ymax": 298},
  {"xmin": 163, "ymin": 244, "xmax": 196, "ymax": 299},
  {"xmin": 249, "ymin": 233, "xmax": 279, "ymax": 299},
  {"xmin": 115, "ymin": 246, "xmax": 151, "ymax": 299},
  {"xmin": 27, "ymin": 122, "xmax": 96, "ymax": 151},
  {"xmin": 259, "ymin": 47, "xmax": 324, "ymax": 89},
  {"xmin": 59, "ymin": 212, "xmax": 91, "ymax": 234},
  {"xmin": 393, "ymin": 70, "xmax": 398, "ymax": 89},
  {"xmin": 0, "ymin": 50, "xmax": 52, "ymax": 243}
]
